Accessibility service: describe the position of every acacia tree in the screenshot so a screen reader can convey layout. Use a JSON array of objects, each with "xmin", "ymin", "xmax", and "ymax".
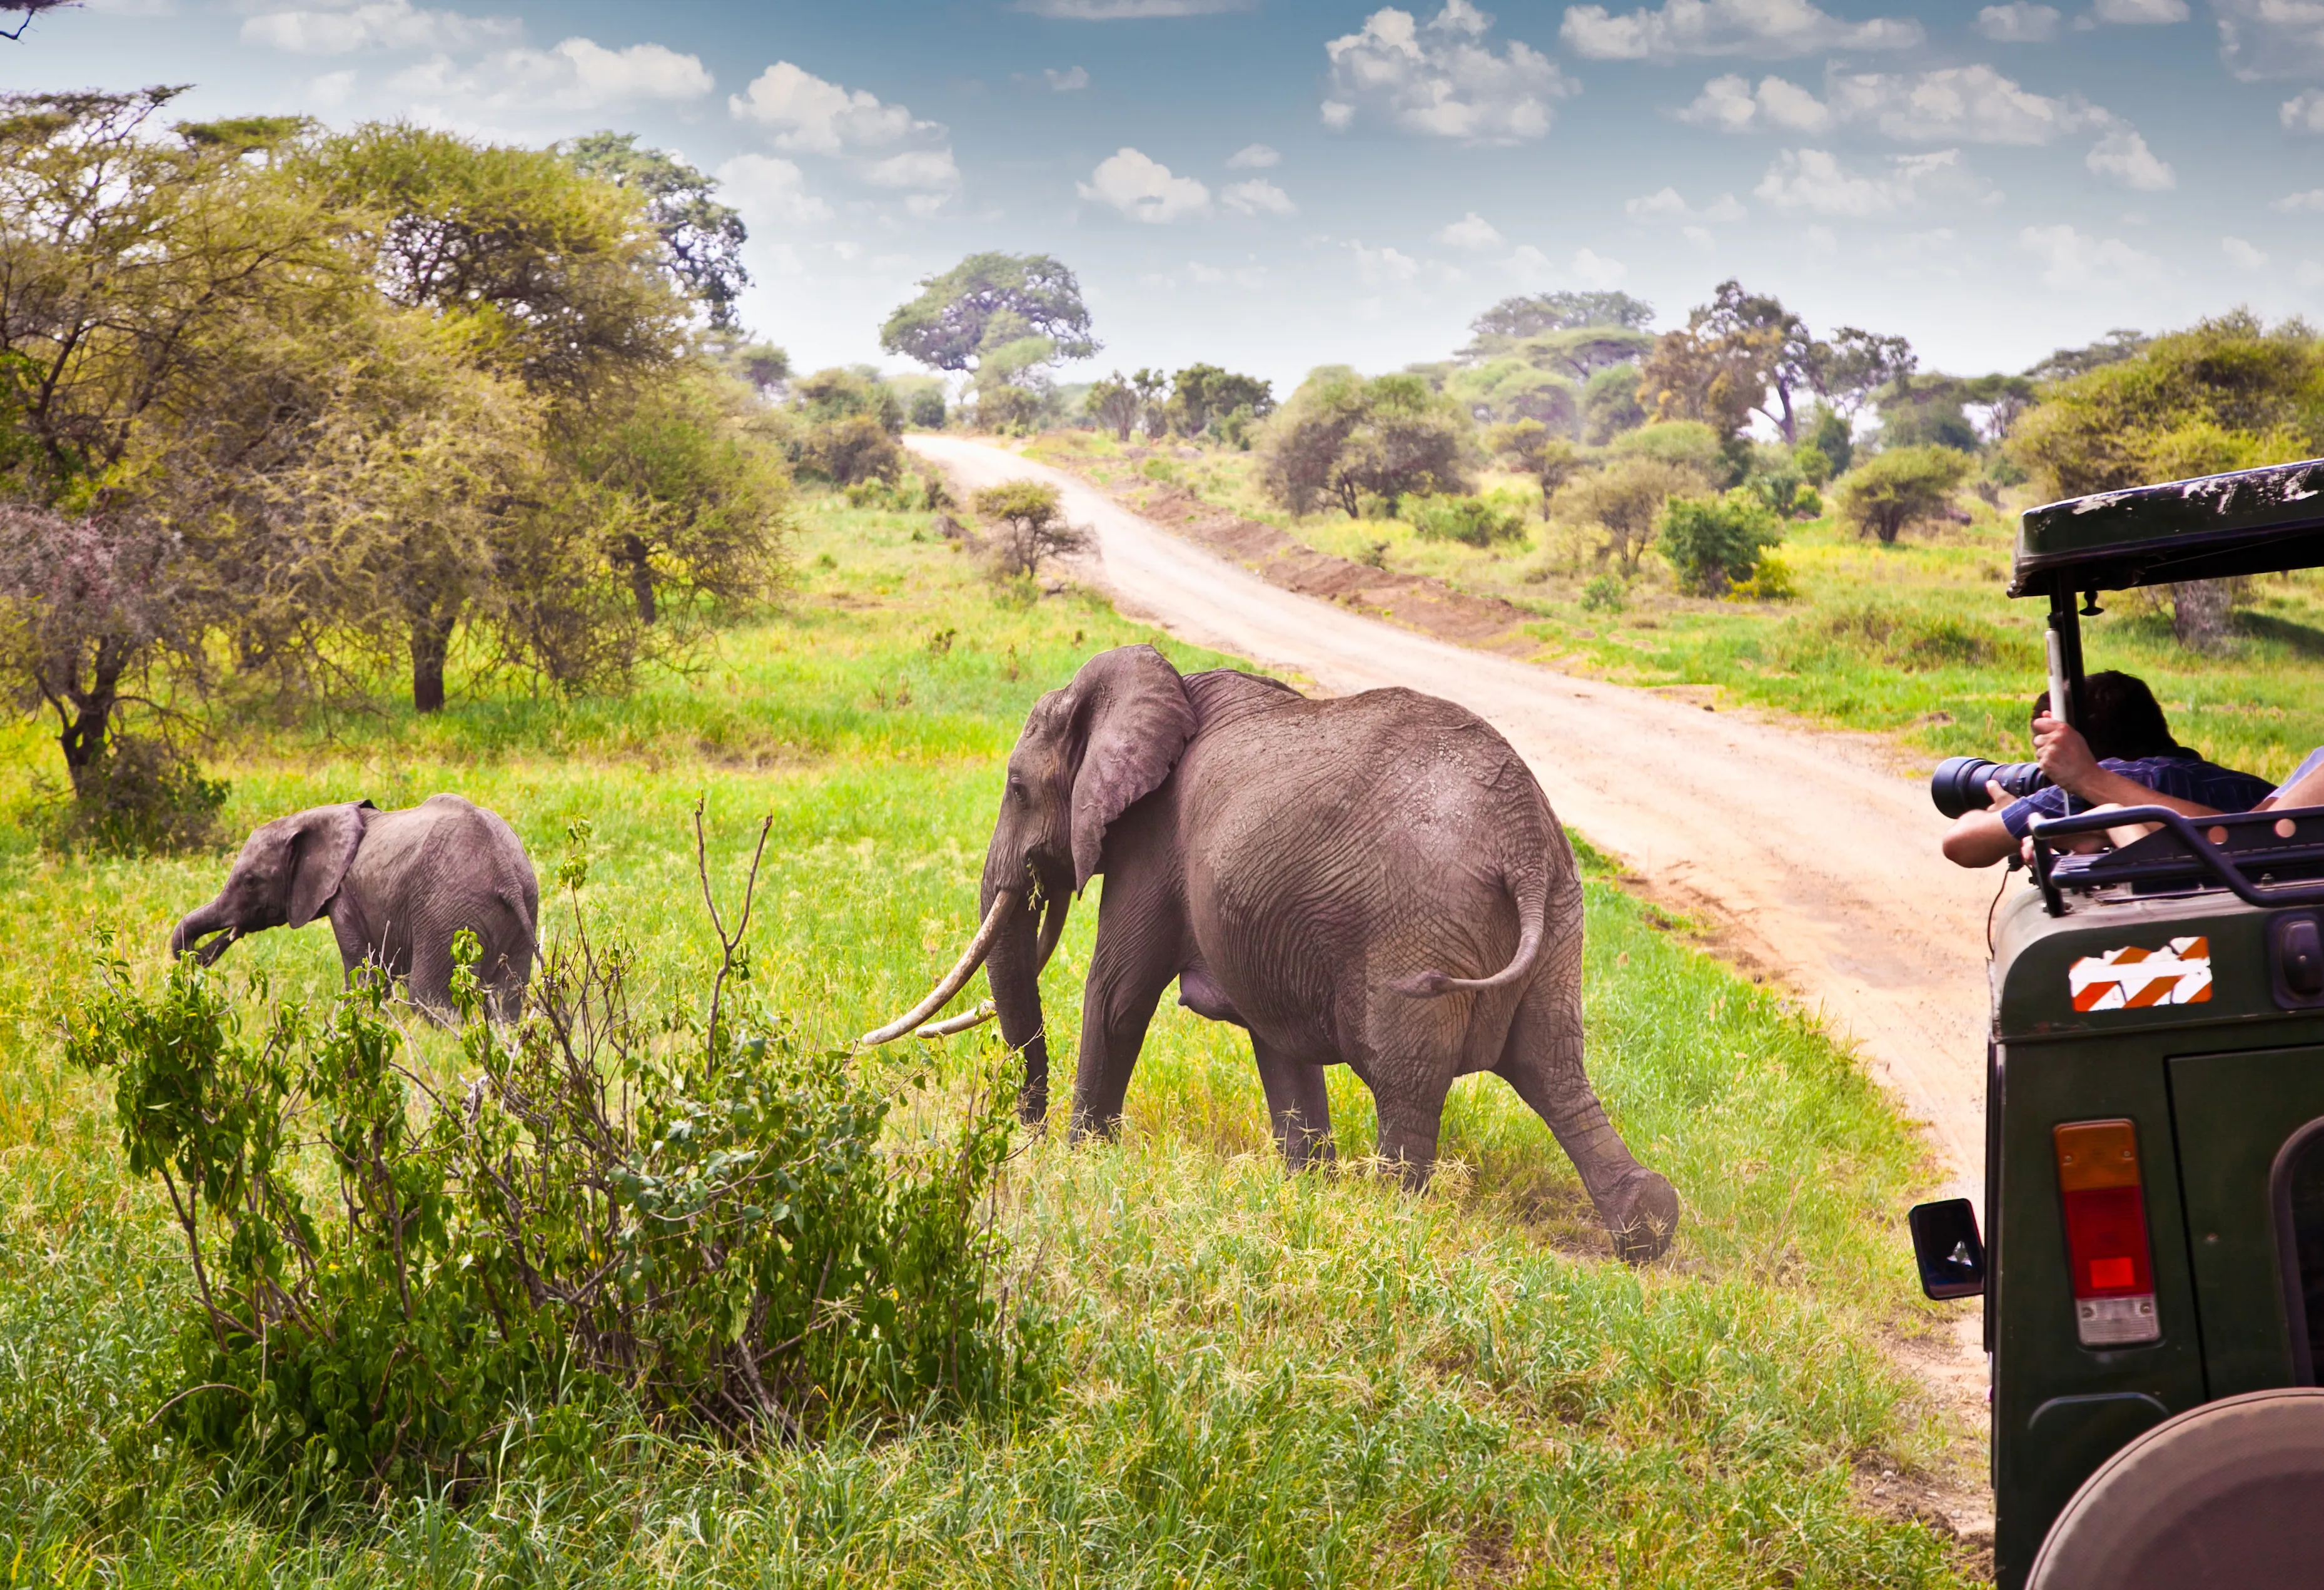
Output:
[
  {"xmin": 1483, "ymin": 418, "xmax": 1579, "ymax": 514},
  {"xmin": 1256, "ymin": 370, "xmax": 1471, "ymax": 518},
  {"xmin": 881, "ymin": 253, "xmax": 1097, "ymax": 427},
  {"xmin": 1086, "ymin": 373, "xmax": 1141, "ymax": 442},
  {"xmin": 562, "ymin": 131, "xmax": 750, "ymax": 330}
]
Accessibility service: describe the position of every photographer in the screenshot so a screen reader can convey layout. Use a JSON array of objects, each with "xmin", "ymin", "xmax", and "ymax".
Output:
[{"xmin": 1940, "ymin": 672, "xmax": 2275, "ymax": 868}]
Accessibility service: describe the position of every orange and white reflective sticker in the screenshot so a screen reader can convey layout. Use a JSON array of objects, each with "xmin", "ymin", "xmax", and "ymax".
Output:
[{"xmin": 2068, "ymin": 936, "xmax": 2213, "ymax": 1011}]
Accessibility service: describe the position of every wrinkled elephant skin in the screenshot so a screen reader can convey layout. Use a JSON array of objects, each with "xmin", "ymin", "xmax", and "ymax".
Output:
[
  {"xmin": 169, "ymin": 793, "xmax": 539, "ymax": 1022},
  {"xmin": 958, "ymin": 645, "xmax": 1677, "ymax": 1263}
]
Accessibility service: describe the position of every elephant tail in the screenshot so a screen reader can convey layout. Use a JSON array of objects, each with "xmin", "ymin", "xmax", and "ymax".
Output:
[{"xmin": 1392, "ymin": 864, "xmax": 1546, "ymax": 999}]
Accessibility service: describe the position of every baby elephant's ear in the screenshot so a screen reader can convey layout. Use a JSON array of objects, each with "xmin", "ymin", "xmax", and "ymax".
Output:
[
  {"xmin": 1068, "ymin": 645, "xmax": 1196, "ymax": 893},
  {"xmin": 286, "ymin": 803, "xmax": 369, "ymax": 928}
]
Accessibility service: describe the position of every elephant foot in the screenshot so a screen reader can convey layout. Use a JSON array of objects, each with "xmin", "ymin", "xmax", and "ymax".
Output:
[{"xmin": 1597, "ymin": 1168, "xmax": 1679, "ymax": 1264}]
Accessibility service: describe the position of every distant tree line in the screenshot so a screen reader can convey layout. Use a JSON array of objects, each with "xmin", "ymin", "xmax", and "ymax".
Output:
[{"xmin": 0, "ymin": 89, "xmax": 793, "ymax": 846}]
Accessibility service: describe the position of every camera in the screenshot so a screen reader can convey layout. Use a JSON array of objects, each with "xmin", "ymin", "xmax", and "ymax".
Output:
[{"xmin": 1931, "ymin": 756, "xmax": 2049, "ymax": 820}]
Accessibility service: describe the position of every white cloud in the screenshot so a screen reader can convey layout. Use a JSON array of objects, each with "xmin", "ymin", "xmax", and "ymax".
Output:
[
  {"xmin": 731, "ymin": 61, "xmax": 942, "ymax": 157},
  {"xmin": 1682, "ymin": 223, "xmax": 1715, "ymax": 251},
  {"xmin": 1078, "ymin": 148, "xmax": 1213, "ymax": 221},
  {"xmin": 1685, "ymin": 64, "xmax": 2172, "ymax": 191},
  {"xmin": 1434, "ymin": 210, "xmax": 1505, "ymax": 247},
  {"xmin": 2223, "ymin": 235, "xmax": 2270, "ymax": 269},
  {"xmin": 1226, "ymin": 142, "xmax": 1281, "ymax": 168},
  {"xmin": 1976, "ymin": 3, "xmax": 2060, "ymax": 40},
  {"xmin": 309, "ymin": 68, "xmax": 358, "ymax": 106},
  {"xmin": 241, "ymin": 1, "xmax": 520, "ymax": 54},
  {"xmin": 1044, "ymin": 65, "xmax": 1091, "ymax": 90},
  {"xmin": 1569, "ymin": 246, "xmax": 1627, "ymax": 285},
  {"xmin": 1623, "ymin": 185, "xmax": 1745, "ymax": 221},
  {"xmin": 1322, "ymin": 0, "xmax": 1579, "ymax": 144},
  {"xmin": 1560, "ymin": 0, "xmax": 1922, "ymax": 61},
  {"xmin": 2091, "ymin": 0, "xmax": 2186, "ymax": 21},
  {"xmin": 388, "ymin": 38, "xmax": 712, "ymax": 111},
  {"xmin": 1014, "ymin": 0, "xmax": 1251, "ymax": 15},
  {"xmin": 2084, "ymin": 126, "xmax": 2173, "ymax": 190},
  {"xmin": 2018, "ymin": 223, "xmax": 2165, "ymax": 288},
  {"xmin": 1753, "ymin": 147, "xmax": 1991, "ymax": 216},
  {"xmin": 1350, "ymin": 241, "xmax": 1422, "ymax": 283},
  {"xmin": 2219, "ymin": 0, "xmax": 2324, "ymax": 80},
  {"xmin": 714, "ymin": 153, "xmax": 834, "ymax": 225},
  {"xmin": 1222, "ymin": 177, "xmax": 1296, "ymax": 215},
  {"xmin": 2276, "ymin": 188, "xmax": 2324, "ymax": 211},
  {"xmin": 1802, "ymin": 222, "xmax": 1838, "ymax": 255},
  {"xmin": 729, "ymin": 61, "xmax": 957, "ymax": 200},
  {"xmin": 83, "ymin": 0, "xmax": 176, "ymax": 13},
  {"xmin": 2286, "ymin": 90, "xmax": 2324, "ymax": 132},
  {"xmin": 1679, "ymin": 73, "xmax": 1827, "ymax": 131}
]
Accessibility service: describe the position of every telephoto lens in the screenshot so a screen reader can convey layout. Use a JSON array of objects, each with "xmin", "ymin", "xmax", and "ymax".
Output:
[{"xmin": 1931, "ymin": 757, "xmax": 2050, "ymax": 819}]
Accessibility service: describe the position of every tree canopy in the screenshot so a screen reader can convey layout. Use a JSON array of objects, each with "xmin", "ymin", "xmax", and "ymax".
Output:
[
  {"xmin": 879, "ymin": 253, "xmax": 1099, "ymax": 373},
  {"xmin": 1256, "ymin": 369, "xmax": 1472, "ymax": 518},
  {"xmin": 562, "ymin": 130, "xmax": 751, "ymax": 330},
  {"xmin": 1468, "ymin": 291, "xmax": 1655, "ymax": 347}
]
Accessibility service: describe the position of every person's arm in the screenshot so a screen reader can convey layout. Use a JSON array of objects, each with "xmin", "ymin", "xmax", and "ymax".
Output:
[
  {"xmin": 2262, "ymin": 756, "xmax": 2324, "ymax": 813},
  {"xmin": 1943, "ymin": 779, "xmax": 2024, "ymax": 867},
  {"xmin": 2032, "ymin": 714, "xmax": 2226, "ymax": 819}
]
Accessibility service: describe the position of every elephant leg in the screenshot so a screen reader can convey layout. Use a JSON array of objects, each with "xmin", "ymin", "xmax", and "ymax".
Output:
[
  {"xmin": 1069, "ymin": 883, "xmax": 1180, "ymax": 1144},
  {"xmin": 1251, "ymin": 1035, "xmax": 1333, "ymax": 1170},
  {"xmin": 1495, "ymin": 919, "xmax": 1677, "ymax": 1262}
]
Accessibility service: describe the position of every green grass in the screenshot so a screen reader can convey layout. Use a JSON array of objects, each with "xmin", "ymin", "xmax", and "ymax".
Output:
[
  {"xmin": 0, "ymin": 495, "xmax": 1978, "ymax": 1586},
  {"xmin": 1030, "ymin": 429, "xmax": 2324, "ymax": 782}
]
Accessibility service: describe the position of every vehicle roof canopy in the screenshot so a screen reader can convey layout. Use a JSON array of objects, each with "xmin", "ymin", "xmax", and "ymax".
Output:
[{"xmin": 2011, "ymin": 457, "xmax": 2324, "ymax": 599}]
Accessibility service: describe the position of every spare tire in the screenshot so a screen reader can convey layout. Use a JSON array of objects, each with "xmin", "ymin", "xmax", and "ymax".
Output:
[{"xmin": 2030, "ymin": 1387, "xmax": 2324, "ymax": 1589}]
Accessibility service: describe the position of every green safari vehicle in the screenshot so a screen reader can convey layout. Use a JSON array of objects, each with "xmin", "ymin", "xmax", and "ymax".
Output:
[{"xmin": 1908, "ymin": 456, "xmax": 2324, "ymax": 1589}]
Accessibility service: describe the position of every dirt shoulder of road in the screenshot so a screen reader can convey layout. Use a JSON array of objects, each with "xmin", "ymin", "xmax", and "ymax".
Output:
[{"xmin": 1049, "ymin": 458, "xmax": 1547, "ymax": 656}]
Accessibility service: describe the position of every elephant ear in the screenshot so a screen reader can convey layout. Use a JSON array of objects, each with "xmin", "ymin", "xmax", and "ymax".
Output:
[
  {"xmin": 286, "ymin": 801, "xmax": 373, "ymax": 929},
  {"xmin": 1068, "ymin": 645, "xmax": 1196, "ymax": 893}
]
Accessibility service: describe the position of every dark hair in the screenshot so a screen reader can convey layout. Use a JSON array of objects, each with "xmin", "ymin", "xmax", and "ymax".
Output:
[{"xmin": 2032, "ymin": 670, "xmax": 2183, "ymax": 762}]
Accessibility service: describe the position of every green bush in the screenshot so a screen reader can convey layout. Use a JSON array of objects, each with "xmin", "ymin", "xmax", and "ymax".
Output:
[
  {"xmin": 1405, "ymin": 493, "xmax": 1527, "ymax": 547},
  {"xmin": 1834, "ymin": 445, "xmax": 1971, "ymax": 544},
  {"xmin": 50, "ymin": 736, "xmax": 228, "ymax": 856},
  {"xmin": 1725, "ymin": 552, "xmax": 1799, "ymax": 602},
  {"xmin": 1657, "ymin": 489, "xmax": 1784, "ymax": 596},
  {"xmin": 68, "ymin": 823, "xmax": 1051, "ymax": 1496},
  {"xmin": 1580, "ymin": 572, "xmax": 1627, "ymax": 612}
]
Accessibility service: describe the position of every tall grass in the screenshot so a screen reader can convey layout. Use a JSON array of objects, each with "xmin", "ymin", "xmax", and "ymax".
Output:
[{"xmin": 0, "ymin": 496, "xmax": 1978, "ymax": 1586}]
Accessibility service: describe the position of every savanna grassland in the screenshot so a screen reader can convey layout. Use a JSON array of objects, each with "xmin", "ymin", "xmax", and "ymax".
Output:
[
  {"xmin": 0, "ymin": 497, "xmax": 1982, "ymax": 1587},
  {"xmin": 1030, "ymin": 429, "xmax": 2324, "ymax": 784}
]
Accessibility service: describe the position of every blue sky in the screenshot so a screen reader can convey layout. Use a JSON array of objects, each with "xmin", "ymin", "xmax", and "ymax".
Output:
[{"xmin": 9, "ymin": 0, "xmax": 2323, "ymax": 394}]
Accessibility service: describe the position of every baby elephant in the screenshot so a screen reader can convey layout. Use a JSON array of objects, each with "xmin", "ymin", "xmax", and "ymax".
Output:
[{"xmin": 169, "ymin": 794, "xmax": 539, "ymax": 1021}]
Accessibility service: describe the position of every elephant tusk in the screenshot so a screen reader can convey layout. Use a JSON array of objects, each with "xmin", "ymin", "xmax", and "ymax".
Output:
[
  {"xmin": 193, "ymin": 929, "xmax": 238, "ymax": 967},
  {"xmin": 859, "ymin": 889, "xmax": 1021, "ymax": 1047},
  {"xmin": 914, "ymin": 1000, "xmax": 996, "ymax": 1039}
]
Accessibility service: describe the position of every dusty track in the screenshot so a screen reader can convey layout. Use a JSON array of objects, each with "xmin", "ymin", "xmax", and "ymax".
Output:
[{"xmin": 911, "ymin": 435, "xmax": 2002, "ymax": 1204}]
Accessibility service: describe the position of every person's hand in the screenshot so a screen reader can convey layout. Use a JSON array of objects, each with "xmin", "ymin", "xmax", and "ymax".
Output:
[
  {"xmin": 1985, "ymin": 778, "xmax": 2014, "ymax": 813},
  {"xmin": 2033, "ymin": 712, "xmax": 2103, "ymax": 797}
]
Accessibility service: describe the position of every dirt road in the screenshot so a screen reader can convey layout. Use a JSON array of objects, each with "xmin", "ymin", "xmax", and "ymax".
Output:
[{"xmin": 911, "ymin": 435, "xmax": 2001, "ymax": 1207}]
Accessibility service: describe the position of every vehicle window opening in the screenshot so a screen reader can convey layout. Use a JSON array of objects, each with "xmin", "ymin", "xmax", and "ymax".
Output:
[{"xmin": 2269, "ymin": 1117, "xmax": 2324, "ymax": 1384}]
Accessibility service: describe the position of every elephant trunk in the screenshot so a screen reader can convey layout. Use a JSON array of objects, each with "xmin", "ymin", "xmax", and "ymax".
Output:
[
  {"xmin": 984, "ymin": 886, "xmax": 1053, "ymax": 1126},
  {"xmin": 169, "ymin": 899, "xmax": 237, "ymax": 965}
]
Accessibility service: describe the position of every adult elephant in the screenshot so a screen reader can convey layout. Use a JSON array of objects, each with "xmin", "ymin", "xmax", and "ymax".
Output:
[
  {"xmin": 866, "ymin": 645, "xmax": 1678, "ymax": 1262},
  {"xmin": 169, "ymin": 794, "xmax": 538, "ymax": 1021}
]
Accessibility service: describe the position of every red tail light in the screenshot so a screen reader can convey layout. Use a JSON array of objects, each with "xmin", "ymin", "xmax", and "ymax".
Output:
[{"xmin": 2055, "ymin": 1119, "xmax": 2160, "ymax": 1347}]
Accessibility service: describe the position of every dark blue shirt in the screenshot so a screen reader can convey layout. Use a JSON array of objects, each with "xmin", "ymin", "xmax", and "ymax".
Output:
[{"xmin": 2000, "ymin": 754, "xmax": 2277, "ymax": 838}]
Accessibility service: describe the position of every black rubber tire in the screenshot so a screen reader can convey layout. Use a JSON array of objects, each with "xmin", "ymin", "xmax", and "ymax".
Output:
[{"xmin": 2029, "ymin": 1387, "xmax": 2324, "ymax": 1589}]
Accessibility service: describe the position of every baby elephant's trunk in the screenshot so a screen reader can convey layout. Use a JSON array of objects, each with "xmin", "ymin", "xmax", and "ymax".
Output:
[{"xmin": 168, "ymin": 899, "xmax": 235, "ymax": 965}]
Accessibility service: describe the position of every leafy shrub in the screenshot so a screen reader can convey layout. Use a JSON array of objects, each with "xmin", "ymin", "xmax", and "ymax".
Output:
[
  {"xmin": 1834, "ymin": 445, "xmax": 1971, "ymax": 544},
  {"xmin": 1792, "ymin": 486, "xmax": 1823, "ymax": 520},
  {"xmin": 973, "ymin": 480, "xmax": 1088, "ymax": 579},
  {"xmin": 1792, "ymin": 442, "xmax": 1833, "ymax": 486},
  {"xmin": 1554, "ymin": 456, "xmax": 1697, "ymax": 574},
  {"xmin": 907, "ymin": 388, "xmax": 947, "ymax": 430},
  {"xmin": 49, "ymin": 735, "xmax": 228, "ymax": 855},
  {"xmin": 1405, "ymin": 493, "xmax": 1527, "ymax": 547},
  {"xmin": 800, "ymin": 414, "xmax": 904, "ymax": 486},
  {"xmin": 1580, "ymin": 572, "xmax": 1627, "ymax": 612},
  {"xmin": 1659, "ymin": 490, "xmax": 1784, "ymax": 596},
  {"xmin": 1725, "ymin": 552, "xmax": 1799, "ymax": 602},
  {"xmin": 1794, "ymin": 605, "xmax": 2030, "ymax": 672},
  {"xmin": 68, "ymin": 819, "xmax": 1052, "ymax": 1496}
]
